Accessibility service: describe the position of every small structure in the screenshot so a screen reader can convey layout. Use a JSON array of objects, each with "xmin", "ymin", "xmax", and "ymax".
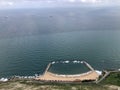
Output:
[{"xmin": 35, "ymin": 61, "xmax": 100, "ymax": 82}]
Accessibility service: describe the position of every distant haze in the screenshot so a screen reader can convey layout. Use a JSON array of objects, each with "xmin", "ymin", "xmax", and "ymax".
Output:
[
  {"xmin": 0, "ymin": 6, "xmax": 120, "ymax": 38},
  {"xmin": 0, "ymin": 0, "xmax": 120, "ymax": 9}
]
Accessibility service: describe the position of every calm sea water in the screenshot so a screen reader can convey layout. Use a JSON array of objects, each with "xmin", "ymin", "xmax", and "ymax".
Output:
[
  {"xmin": 0, "ymin": 30, "xmax": 120, "ymax": 77},
  {"xmin": 0, "ymin": 7, "xmax": 120, "ymax": 78}
]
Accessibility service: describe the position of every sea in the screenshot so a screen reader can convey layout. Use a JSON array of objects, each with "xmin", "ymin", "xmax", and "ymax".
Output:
[{"xmin": 0, "ymin": 7, "xmax": 120, "ymax": 78}]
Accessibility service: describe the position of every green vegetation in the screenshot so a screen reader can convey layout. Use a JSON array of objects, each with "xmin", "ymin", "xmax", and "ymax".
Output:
[
  {"xmin": 0, "ymin": 72, "xmax": 120, "ymax": 90},
  {"xmin": 0, "ymin": 81, "xmax": 109, "ymax": 90},
  {"xmin": 101, "ymin": 72, "xmax": 120, "ymax": 86}
]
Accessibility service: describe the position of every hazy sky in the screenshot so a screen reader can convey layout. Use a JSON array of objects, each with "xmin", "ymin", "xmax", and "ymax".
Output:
[{"xmin": 0, "ymin": 0, "xmax": 120, "ymax": 9}]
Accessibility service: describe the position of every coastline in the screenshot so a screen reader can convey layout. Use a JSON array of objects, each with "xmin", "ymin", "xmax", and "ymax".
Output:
[
  {"xmin": 0, "ymin": 61, "xmax": 120, "ymax": 90},
  {"xmin": 0, "ymin": 72, "xmax": 120, "ymax": 90}
]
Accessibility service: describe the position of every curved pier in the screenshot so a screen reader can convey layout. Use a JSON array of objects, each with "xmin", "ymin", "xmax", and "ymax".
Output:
[
  {"xmin": 44, "ymin": 63, "xmax": 52, "ymax": 75},
  {"xmin": 36, "ymin": 61, "xmax": 100, "ymax": 82},
  {"xmin": 81, "ymin": 61, "xmax": 94, "ymax": 71}
]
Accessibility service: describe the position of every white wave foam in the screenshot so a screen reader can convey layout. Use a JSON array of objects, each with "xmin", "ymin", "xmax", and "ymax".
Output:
[
  {"xmin": 73, "ymin": 60, "xmax": 78, "ymax": 63},
  {"xmin": 51, "ymin": 60, "xmax": 85, "ymax": 64},
  {"xmin": 63, "ymin": 60, "xmax": 70, "ymax": 63},
  {"xmin": 80, "ymin": 61, "xmax": 84, "ymax": 64},
  {"xmin": 73, "ymin": 60, "xmax": 81, "ymax": 63},
  {"xmin": 0, "ymin": 78, "xmax": 8, "ymax": 82},
  {"xmin": 95, "ymin": 70, "xmax": 102, "ymax": 75},
  {"xmin": 51, "ymin": 61, "xmax": 55, "ymax": 64}
]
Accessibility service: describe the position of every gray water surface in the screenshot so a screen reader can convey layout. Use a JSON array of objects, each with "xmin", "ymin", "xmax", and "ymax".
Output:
[
  {"xmin": 0, "ymin": 7, "xmax": 120, "ymax": 77},
  {"xmin": 0, "ymin": 30, "xmax": 120, "ymax": 77}
]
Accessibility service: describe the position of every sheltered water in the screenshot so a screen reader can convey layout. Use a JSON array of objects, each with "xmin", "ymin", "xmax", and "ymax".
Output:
[
  {"xmin": 36, "ymin": 61, "xmax": 99, "ymax": 82},
  {"xmin": 49, "ymin": 62, "xmax": 91, "ymax": 74}
]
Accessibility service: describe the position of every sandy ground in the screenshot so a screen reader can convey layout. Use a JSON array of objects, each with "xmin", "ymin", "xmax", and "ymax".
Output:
[{"xmin": 36, "ymin": 71, "xmax": 99, "ymax": 82}]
